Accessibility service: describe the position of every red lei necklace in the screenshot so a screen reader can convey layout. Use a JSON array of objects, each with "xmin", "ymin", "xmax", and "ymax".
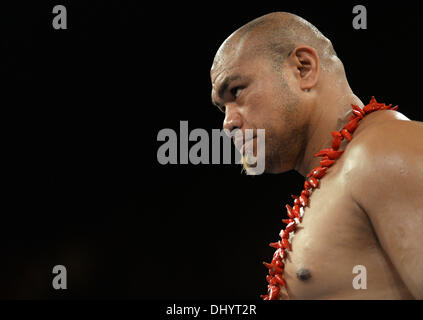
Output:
[{"xmin": 260, "ymin": 97, "xmax": 398, "ymax": 300}]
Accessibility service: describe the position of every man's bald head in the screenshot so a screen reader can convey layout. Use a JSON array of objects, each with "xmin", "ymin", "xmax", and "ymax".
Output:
[
  {"xmin": 212, "ymin": 12, "xmax": 338, "ymax": 74},
  {"xmin": 210, "ymin": 12, "xmax": 353, "ymax": 175}
]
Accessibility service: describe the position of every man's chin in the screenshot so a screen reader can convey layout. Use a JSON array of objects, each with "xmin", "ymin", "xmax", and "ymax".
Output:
[
  {"xmin": 241, "ymin": 155, "xmax": 266, "ymax": 175},
  {"xmin": 241, "ymin": 155, "xmax": 288, "ymax": 175}
]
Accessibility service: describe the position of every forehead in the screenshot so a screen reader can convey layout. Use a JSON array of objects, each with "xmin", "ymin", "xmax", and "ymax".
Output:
[
  {"xmin": 211, "ymin": 27, "xmax": 272, "ymax": 81},
  {"xmin": 211, "ymin": 39, "xmax": 263, "ymax": 86},
  {"xmin": 211, "ymin": 46, "xmax": 241, "ymax": 83}
]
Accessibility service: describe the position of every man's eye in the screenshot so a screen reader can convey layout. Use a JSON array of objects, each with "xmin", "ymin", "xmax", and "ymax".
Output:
[{"xmin": 230, "ymin": 86, "xmax": 243, "ymax": 98}]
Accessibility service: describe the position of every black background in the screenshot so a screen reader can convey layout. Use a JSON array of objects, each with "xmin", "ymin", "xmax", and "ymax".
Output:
[{"xmin": 2, "ymin": 1, "xmax": 422, "ymax": 299}]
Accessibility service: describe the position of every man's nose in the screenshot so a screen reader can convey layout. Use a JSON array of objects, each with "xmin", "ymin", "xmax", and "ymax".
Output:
[{"xmin": 223, "ymin": 106, "xmax": 242, "ymax": 133}]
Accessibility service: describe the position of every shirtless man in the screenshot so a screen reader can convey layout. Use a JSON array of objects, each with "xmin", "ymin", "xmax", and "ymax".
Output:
[{"xmin": 210, "ymin": 12, "xmax": 423, "ymax": 299}]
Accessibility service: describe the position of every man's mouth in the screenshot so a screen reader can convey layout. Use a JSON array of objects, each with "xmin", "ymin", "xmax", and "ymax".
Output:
[{"xmin": 235, "ymin": 136, "xmax": 256, "ymax": 154}]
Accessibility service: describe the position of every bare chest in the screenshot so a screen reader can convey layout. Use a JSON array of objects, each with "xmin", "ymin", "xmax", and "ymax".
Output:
[{"xmin": 281, "ymin": 171, "xmax": 405, "ymax": 299}]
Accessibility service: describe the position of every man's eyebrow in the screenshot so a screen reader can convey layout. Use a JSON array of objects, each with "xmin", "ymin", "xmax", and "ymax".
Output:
[{"xmin": 212, "ymin": 74, "xmax": 242, "ymax": 107}]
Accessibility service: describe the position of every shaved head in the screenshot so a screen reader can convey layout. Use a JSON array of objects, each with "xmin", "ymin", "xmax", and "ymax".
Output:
[
  {"xmin": 210, "ymin": 12, "xmax": 352, "ymax": 174},
  {"xmin": 213, "ymin": 12, "xmax": 338, "ymax": 74}
]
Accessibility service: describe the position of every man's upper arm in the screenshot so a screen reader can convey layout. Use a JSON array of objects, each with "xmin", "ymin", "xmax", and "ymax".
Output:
[{"xmin": 350, "ymin": 120, "xmax": 423, "ymax": 298}]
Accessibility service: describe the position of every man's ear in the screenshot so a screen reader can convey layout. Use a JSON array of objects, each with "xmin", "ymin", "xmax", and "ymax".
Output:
[{"xmin": 288, "ymin": 45, "xmax": 319, "ymax": 91}]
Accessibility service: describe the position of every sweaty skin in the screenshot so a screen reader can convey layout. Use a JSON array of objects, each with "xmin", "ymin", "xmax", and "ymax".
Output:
[
  {"xmin": 282, "ymin": 111, "xmax": 422, "ymax": 299},
  {"xmin": 210, "ymin": 12, "xmax": 423, "ymax": 299}
]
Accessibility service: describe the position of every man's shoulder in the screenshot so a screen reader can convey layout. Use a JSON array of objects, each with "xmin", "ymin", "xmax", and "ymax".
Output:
[
  {"xmin": 341, "ymin": 110, "xmax": 423, "ymax": 200},
  {"xmin": 345, "ymin": 110, "xmax": 422, "ymax": 164},
  {"xmin": 339, "ymin": 112, "xmax": 423, "ymax": 300},
  {"xmin": 341, "ymin": 110, "xmax": 423, "ymax": 206}
]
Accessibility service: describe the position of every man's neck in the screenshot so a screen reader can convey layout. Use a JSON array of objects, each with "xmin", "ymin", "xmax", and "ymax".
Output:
[{"xmin": 294, "ymin": 93, "xmax": 364, "ymax": 177}]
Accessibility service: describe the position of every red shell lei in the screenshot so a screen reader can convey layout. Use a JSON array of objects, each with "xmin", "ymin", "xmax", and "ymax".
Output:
[{"xmin": 261, "ymin": 97, "xmax": 398, "ymax": 300}]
